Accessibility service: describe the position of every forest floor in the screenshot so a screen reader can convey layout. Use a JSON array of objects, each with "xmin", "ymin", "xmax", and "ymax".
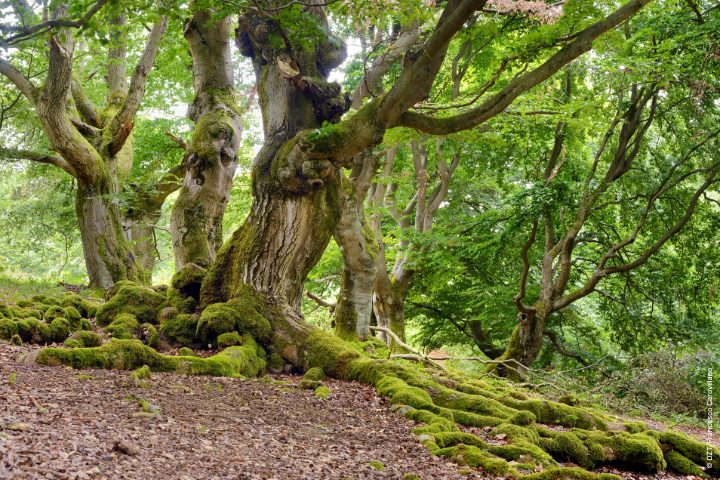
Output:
[
  {"xmin": 0, "ymin": 343, "xmax": 488, "ymax": 480},
  {"xmin": 1, "ymin": 344, "xmax": 715, "ymax": 480}
]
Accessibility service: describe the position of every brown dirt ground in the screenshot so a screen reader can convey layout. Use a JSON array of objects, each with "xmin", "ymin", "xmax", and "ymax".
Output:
[
  {"xmin": 0, "ymin": 344, "xmax": 485, "ymax": 480},
  {"xmin": 1, "ymin": 344, "xmax": 716, "ymax": 480}
]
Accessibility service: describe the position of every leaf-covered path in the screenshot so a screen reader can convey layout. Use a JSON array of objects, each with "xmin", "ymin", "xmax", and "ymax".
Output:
[{"xmin": 0, "ymin": 344, "xmax": 485, "ymax": 480}]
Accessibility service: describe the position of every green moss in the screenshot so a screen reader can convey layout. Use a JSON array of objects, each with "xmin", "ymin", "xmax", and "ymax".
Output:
[
  {"xmin": 16, "ymin": 318, "xmax": 51, "ymax": 343},
  {"xmin": 405, "ymin": 408, "xmax": 457, "ymax": 434},
  {"xmin": 314, "ymin": 385, "xmax": 331, "ymax": 399},
  {"xmin": 663, "ymin": 449, "xmax": 709, "ymax": 478},
  {"xmin": 0, "ymin": 318, "xmax": 18, "ymax": 340},
  {"xmin": 12, "ymin": 307, "xmax": 42, "ymax": 319},
  {"xmin": 69, "ymin": 330, "xmax": 102, "ymax": 347},
  {"xmin": 62, "ymin": 307, "xmax": 82, "ymax": 330},
  {"xmin": 432, "ymin": 432, "xmax": 488, "ymax": 449},
  {"xmin": 0, "ymin": 303, "xmax": 13, "ymax": 318},
  {"xmin": 64, "ymin": 338, "xmax": 81, "ymax": 348},
  {"xmin": 36, "ymin": 337, "xmax": 266, "ymax": 377},
  {"xmin": 170, "ymin": 263, "xmax": 207, "ymax": 300},
  {"xmin": 140, "ymin": 323, "xmax": 159, "ymax": 348},
  {"xmin": 659, "ymin": 431, "xmax": 720, "ymax": 473},
  {"xmin": 520, "ymin": 467, "xmax": 620, "ymax": 480},
  {"xmin": 303, "ymin": 367, "xmax": 325, "ymax": 382},
  {"xmin": 196, "ymin": 299, "xmax": 272, "ymax": 346},
  {"xmin": 44, "ymin": 305, "xmax": 66, "ymax": 322},
  {"xmin": 47, "ymin": 317, "xmax": 70, "ymax": 342},
  {"xmin": 106, "ymin": 313, "xmax": 140, "ymax": 339},
  {"xmin": 583, "ymin": 431, "xmax": 666, "ymax": 473},
  {"xmin": 268, "ymin": 352, "xmax": 284, "ymax": 372},
  {"xmin": 446, "ymin": 409, "xmax": 504, "ymax": 428},
  {"xmin": 558, "ymin": 394, "xmax": 580, "ymax": 406},
  {"xmin": 511, "ymin": 410, "xmax": 537, "ymax": 426},
  {"xmin": 17, "ymin": 299, "xmax": 33, "ymax": 308},
  {"xmin": 10, "ymin": 334, "xmax": 22, "ymax": 345},
  {"xmin": 437, "ymin": 444, "xmax": 512, "ymax": 475},
  {"xmin": 623, "ymin": 421, "xmax": 647, "ymax": 434},
  {"xmin": 368, "ymin": 460, "xmax": 384, "ymax": 471},
  {"xmin": 491, "ymin": 424, "xmax": 541, "ymax": 445},
  {"xmin": 299, "ymin": 330, "xmax": 360, "ymax": 378},
  {"xmin": 131, "ymin": 365, "xmax": 151, "ymax": 381},
  {"xmin": 547, "ymin": 432, "xmax": 592, "ymax": 468},
  {"xmin": 96, "ymin": 283, "xmax": 165, "ymax": 326},
  {"xmin": 178, "ymin": 347, "xmax": 195, "ymax": 356},
  {"xmin": 217, "ymin": 331, "xmax": 243, "ymax": 348},
  {"xmin": 167, "ymin": 288, "xmax": 198, "ymax": 314},
  {"xmin": 160, "ymin": 314, "xmax": 199, "ymax": 346},
  {"xmin": 61, "ymin": 294, "xmax": 102, "ymax": 319},
  {"xmin": 501, "ymin": 397, "xmax": 604, "ymax": 430}
]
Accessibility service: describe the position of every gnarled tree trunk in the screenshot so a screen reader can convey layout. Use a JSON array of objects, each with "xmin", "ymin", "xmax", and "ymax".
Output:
[
  {"xmin": 170, "ymin": 11, "xmax": 243, "ymax": 271},
  {"xmin": 333, "ymin": 157, "xmax": 378, "ymax": 340},
  {"xmin": 77, "ymin": 177, "xmax": 147, "ymax": 290}
]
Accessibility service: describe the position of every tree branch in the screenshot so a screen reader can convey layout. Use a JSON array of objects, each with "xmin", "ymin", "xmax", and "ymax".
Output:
[
  {"xmin": 396, "ymin": 0, "xmax": 652, "ymax": 134},
  {"xmin": 0, "ymin": 146, "xmax": 76, "ymax": 176},
  {"xmin": 0, "ymin": 57, "xmax": 37, "ymax": 102},
  {"xmin": 107, "ymin": 16, "xmax": 168, "ymax": 157},
  {"xmin": 1, "ymin": 0, "xmax": 109, "ymax": 46}
]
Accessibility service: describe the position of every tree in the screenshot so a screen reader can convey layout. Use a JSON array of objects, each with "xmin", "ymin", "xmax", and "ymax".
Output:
[
  {"xmin": 195, "ymin": 0, "xmax": 652, "ymax": 366},
  {"xmin": 0, "ymin": 1, "xmax": 168, "ymax": 288},
  {"xmin": 169, "ymin": 9, "xmax": 250, "ymax": 273}
]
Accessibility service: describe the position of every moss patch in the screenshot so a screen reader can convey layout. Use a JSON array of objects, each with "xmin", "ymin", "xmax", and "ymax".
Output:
[
  {"xmin": 96, "ymin": 283, "xmax": 165, "ymax": 326},
  {"xmin": 160, "ymin": 314, "xmax": 199, "ymax": 346},
  {"xmin": 36, "ymin": 337, "xmax": 266, "ymax": 378}
]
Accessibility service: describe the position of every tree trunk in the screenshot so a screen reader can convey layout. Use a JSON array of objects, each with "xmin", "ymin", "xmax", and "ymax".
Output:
[
  {"xmin": 199, "ymin": 6, "xmax": 355, "ymax": 359},
  {"xmin": 170, "ymin": 12, "xmax": 241, "ymax": 270},
  {"xmin": 333, "ymin": 161, "xmax": 377, "ymax": 340},
  {"xmin": 373, "ymin": 278, "xmax": 408, "ymax": 345},
  {"xmin": 76, "ymin": 178, "xmax": 146, "ymax": 290},
  {"xmin": 495, "ymin": 307, "xmax": 547, "ymax": 370},
  {"xmin": 124, "ymin": 213, "xmax": 159, "ymax": 273}
]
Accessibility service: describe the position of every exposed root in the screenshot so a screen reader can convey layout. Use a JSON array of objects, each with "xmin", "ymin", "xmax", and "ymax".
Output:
[{"xmin": 35, "ymin": 337, "xmax": 265, "ymax": 377}]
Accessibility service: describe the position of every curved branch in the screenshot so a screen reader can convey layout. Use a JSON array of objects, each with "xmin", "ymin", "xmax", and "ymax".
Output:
[
  {"xmin": 0, "ymin": 0, "xmax": 109, "ymax": 46},
  {"xmin": 0, "ymin": 146, "xmax": 76, "ymax": 176},
  {"xmin": 0, "ymin": 57, "xmax": 37, "ymax": 102},
  {"xmin": 395, "ymin": 0, "xmax": 652, "ymax": 134},
  {"xmin": 544, "ymin": 330, "xmax": 589, "ymax": 366},
  {"xmin": 107, "ymin": 16, "xmax": 168, "ymax": 156}
]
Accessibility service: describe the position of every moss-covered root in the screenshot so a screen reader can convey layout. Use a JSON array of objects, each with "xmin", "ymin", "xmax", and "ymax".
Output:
[
  {"xmin": 95, "ymin": 282, "xmax": 166, "ymax": 326},
  {"xmin": 35, "ymin": 336, "xmax": 266, "ymax": 378}
]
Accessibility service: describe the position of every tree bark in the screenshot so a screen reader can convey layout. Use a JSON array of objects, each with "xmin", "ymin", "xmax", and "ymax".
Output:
[
  {"xmin": 170, "ymin": 11, "xmax": 242, "ymax": 271},
  {"xmin": 333, "ymin": 155, "xmax": 378, "ymax": 340},
  {"xmin": 77, "ymin": 177, "xmax": 147, "ymax": 290}
]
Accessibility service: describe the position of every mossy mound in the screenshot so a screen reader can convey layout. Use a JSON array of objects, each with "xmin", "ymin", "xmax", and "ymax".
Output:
[
  {"xmin": 170, "ymin": 263, "xmax": 207, "ymax": 300},
  {"xmin": 217, "ymin": 331, "xmax": 243, "ymax": 348},
  {"xmin": 48, "ymin": 318, "xmax": 71, "ymax": 343},
  {"xmin": 196, "ymin": 299, "xmax": 271, "ymax": 346},
  {"xmin": 16, "ymin": 318, "xmax": 51, "ymax": 344},
  {"xmin": 96, "ymin": 283, "xmax": 166, "ymax": 326},
  {"xmin": 159, "ymin": 314, "xmax": 199, "ymax": 346},
  {"xmin": 36, "ymin": 337, "xmax": 266, "ymax": 377},
  {"xmin": 60, "ymin": 293, "xmax": 100, "ymax": 318},
  {"xmin": 106, "ymin": 313, "xmax": 140, "ymax": 339},
  {"xmin": 0, "ymin": 318, "xmax": 19, "ymax": 340},
  {"xmin": 68, "ymin": 330, "xmax": 102, "ymax": 347},
  {"xmin": 0, "ymin": 303, "xmax": 13, "ymax": 318},
  {"xmin": 44, "ymin": 305, "xmax": 66, "ymax": 322},
  {"xmin": 140, "ymin": 323, "xmax": 159, "ymax": 348}
]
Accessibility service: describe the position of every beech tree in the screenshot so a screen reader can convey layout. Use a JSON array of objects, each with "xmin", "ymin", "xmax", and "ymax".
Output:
[{"xmin": 0, "ymin": 1, "xmax": 169, "ymax": 288}]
